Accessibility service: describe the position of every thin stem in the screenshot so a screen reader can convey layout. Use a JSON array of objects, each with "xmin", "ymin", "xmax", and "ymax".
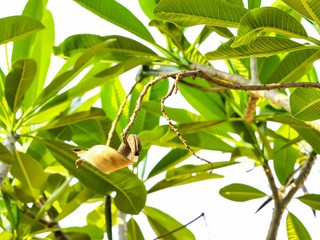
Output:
[
  {"xmin": 160, "ymin": 75, "xmax": 211, "ymax": 164},
  {"xmin": 153, "ymin": 213, "xmax": 205, "ymax": 240},
  {"xmin": 106, "ymin": 79, "xmax": 142, "ymax": 146},
  {"xmin": 105, "ymin": 195, "xmax": 113, "ymax": 240},
  {"xmin": 121, "ymin": 73, "xmax": 174, "ymax": 142}
]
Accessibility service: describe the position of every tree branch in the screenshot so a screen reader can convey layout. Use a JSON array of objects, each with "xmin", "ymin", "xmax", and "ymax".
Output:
[{"xmin": 266, "ymin": 151, "xmax": 318, "ymax": 240}]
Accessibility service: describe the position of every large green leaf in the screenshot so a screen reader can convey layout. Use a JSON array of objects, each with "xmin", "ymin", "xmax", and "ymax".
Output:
[
  {"xmin": 11, "ymin": 0, "xmax": 55, "ymax": 109},
  {"xmin": 297, "ymin": 194, "xmax": 320, "ymax": 210},
  {"xmin": 0, "ymin": 16, "xmax": 44, "ymax": 45},
  {"xmin": 219, "ymin": 183, "xmax": 267, "ymax": 201},
  {"xmin": 233, "ymin": 7, "xmax": 309, "ymax": 47},
  {"xmin": 101, "ymin": 77, "xmax": 128, "ymax": 132},
  {"xmin": 5, "ymin": 59, "xmax": 37, "ymax": 113},
  {"xmin": 139, "ymin": 125, "xmax": 234, "ymax": 152},
  {"xmin": 205, "ymin": 37, "xmax": 319, "ymax": 59},
  {"xmin": 166, "ymin": 161, "xmax": 237, "ymax": 181},
  {"xmin": 147, "ymin": 148, "xmax": 190, "ymax": 179},
  {"xmin": 273, "ymin": 126, "xmax": 300, "ymax": 185},
  {"xmin": 290, "ymin": 88, "xmax": 320, "ymax": 121},
  {"xmin": 55, "ymin": 34, "xmax": 158, "ymax": 61},
  {"xmin": 37, "ymin": 108, "xmax": 106, "ymax": 131},
  {"xmin": 148, "ymin": 171, "xmax": 223, "ymax": 193},
  {"xmin": 282, "ymin": 0, "xmax": 320, "ymax": 24},
  {"xmin": 11, "ymin": 151, "xmax": 48, "ymax": 200},
  {"xmin": 262, "ymin": 49, "xmax": 320, "ymax": 83},
  {"xmin": 42, "ymin": 140, "xmax": 147, "ymax": 214},
  {"xmin": 144, "ymin": 206, "xmax": 196, "ymax": 239},
  {"xmin": 34, "ymin": 39, "xmax": 115, "ymax": 108},
  {"xmin": 154, "ymin": 0, "xmax": 248, "ymax": 28},
  {"xmin": 70, "ymin": 120, "xmax": 107, "ymax": 148},
  {"xmin": 142, "ymin": 101, "xmax": 203, "ymax": 123},
  {"xmin": 286, "ymin": 212, "xmax": 311, "ymax": 240},
  {"xmin": 179, "ymin": 77, "xmax": 227, "ymax": 120},
  {"xmin": 73, "ymin": 0, "xmax": 155, "ymax": 43}
]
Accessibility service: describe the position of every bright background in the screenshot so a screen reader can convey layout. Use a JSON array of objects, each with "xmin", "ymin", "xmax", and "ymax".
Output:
[{"xmin": 1, "ymin": 1, "xmax": 320, "ymax": 239}]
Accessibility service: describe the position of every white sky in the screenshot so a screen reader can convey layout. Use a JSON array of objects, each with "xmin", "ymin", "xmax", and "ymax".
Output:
[{"xmin": 1, "ymin": 1, "xmax": 320, "ymax": 239}]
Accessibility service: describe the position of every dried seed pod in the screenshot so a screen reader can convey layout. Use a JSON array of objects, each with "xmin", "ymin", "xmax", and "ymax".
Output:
[{"xmin": 73, "ymin": 134, "xmax": 141, "ymax": 174}]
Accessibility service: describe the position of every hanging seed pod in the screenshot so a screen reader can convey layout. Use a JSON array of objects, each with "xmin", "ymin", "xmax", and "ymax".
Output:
[{"xmin": 73, "ymin": 134, "xmax": 142, "ymax": 174}]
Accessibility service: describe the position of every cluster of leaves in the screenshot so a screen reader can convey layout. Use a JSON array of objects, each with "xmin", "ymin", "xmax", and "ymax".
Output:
[{"xmin": 0, "ymin": 0, "xmax": 319, "ymax": 239}]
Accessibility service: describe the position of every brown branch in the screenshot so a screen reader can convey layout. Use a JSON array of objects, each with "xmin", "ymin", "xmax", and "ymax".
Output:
[
  {"xmin": 266, "ymin": 151, "xmax": 318, "ymax": 240},
  {"xmin": 283, "ymin": 151, "xmax": 317, "ymax": 205},
  {"xmin": 263, "ymin": 165, "xmax": 280, "ymax": 205},
  {"xmin": 153, "ymin": 213, "xmax": 205, "ymax": 240}
]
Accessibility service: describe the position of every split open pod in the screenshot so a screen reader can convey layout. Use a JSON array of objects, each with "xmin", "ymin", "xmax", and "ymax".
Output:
[{"xmin": 73, "ymin": 134, "xmax": 141, "ymax": 174}]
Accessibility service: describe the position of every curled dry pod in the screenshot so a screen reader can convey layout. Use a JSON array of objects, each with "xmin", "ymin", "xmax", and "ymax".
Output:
[{"xmin": 73, "ymin": 134, "xmax": 141, "ymax": 174}]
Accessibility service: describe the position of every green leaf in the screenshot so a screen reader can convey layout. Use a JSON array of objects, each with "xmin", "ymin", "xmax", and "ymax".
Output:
[
  {"xmin": 179, "ymin": 77, "xmax": 226, "ymax": 120},
  {"xmin": 139, "ymin": 0, "xmax": 158, "ymax": 20},
  {"xmin": 73, "ymin": 0, "xmax": 155, "ymax": 43},
  {"xmin": 154, "ymin": 0, "xmax": 248, "ymax": 28},
  {"xmin": 282, "ymin": 0, "xmax": 320, "ymax": 24},
  {"xmin": 101, "ymin": 77, "xmax": 128, "ymax": 133},
  {"xmin": 166, "ymin": 161, "xmax": 237, "ymax": 180},
  {"xmin": 56, "ymin": 187, "xmax": 95, "ymax": 221},
  {"xmin": 0, "ymin": 16, "xmax": 44, "ymax": 45},
  {"xmin": 56, "ymin": 34, "xmax": 158, "ymax": 61},
  {"xmin": 262, "ymin": 49, "xmax": 320, "ymax": 83},
  {"xmin": 233, "ymin": 7, "xmax": 308, "ymax": 47},
  {"xmin": 139, "ymin": 125, "xmax": 234, "ymax": 152},
  {"xmin": 248, "ymin": 0, "xmax": 261, "ymax": 9},
  {"xmin": 11, "ymin": 151, "xmax": 48, "ymax": 200},
  {"xmin": 286, "ymin": 212, "xmax": 311, "ymax": 240},
  {"xmin": 144, "ymin": 206, "xmax": 196, "ymax": 240},
  {"xmin": 5, "ymin": 59, "xmax": 37, "ymax": 113},
  {"xmin": 34, "ymin": 39, "xmax": 115, "ymax": 108},
  {"xmin": 38, "ymin": 108, "xmax": 106, "ymax": 131},
  {"xmin": 297, "ymin": 194, "xmax": 320, "ymax": 210},
  {"xmin": 290, "ymin": 88, "xmax": 320, "ymax": 121},
  {"xmin": 127, "ymin": 217, "xmax": 145, "ymax": 240},
  {"xmin": 148, "ymin": 172, "xmax": 223, "ymax": 193},
  {"xmin": 12, "ymin": 2, "xmax": 55, "ymax": 109},
  {"xmin": 205, "ymin": 37, "xmax": 318, "ymax": 60},
  {"xmin": 147, "ymin": 148, "xmax": 190, "ymax": 179},
  {"xmin": 219, "ymin": 183, "xmax": 267, "ymax": 201},
  {"xmin": 0, "ymin": 143, "xmax": 14, "ymax": 164},
  {"xmin": 273, "ymin": 126, "xmax": 300, "ymax": 185},
  {"xmin": 43, "ymin": 140, "xmax": 147, "ymax": 214},
  {"xmin": 70, "ymin": 119, "xmax": 107, "ymax": 148},
  {"xmin": 142, "ymin": 101, "xmax": 203, "ymax": 123},
  {"xmin": 0, "ymin": 231, "xmax": 14, "ymax": 240}
]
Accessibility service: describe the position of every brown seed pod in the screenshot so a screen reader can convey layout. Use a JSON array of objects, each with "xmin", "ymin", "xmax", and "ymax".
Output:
[{"xmin": 73, "ymin": 134, "xmax": 141, "ymax": 174}]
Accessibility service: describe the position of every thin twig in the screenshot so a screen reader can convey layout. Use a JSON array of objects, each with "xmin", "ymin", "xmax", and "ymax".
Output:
[
  {"xmin": 121, "ymin": 72, "xmax": 176, "ymax": 142},
  {"xmin": 160, "ymin": 74, "xmax": 211, "ymax": 164},
  {"xmin": 153, "ymin": 213, "xmax": 205, "ymax": 240},
  {"xmin": 106, "ymin": 79, "xmax": 142, "ymax": 146}
]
